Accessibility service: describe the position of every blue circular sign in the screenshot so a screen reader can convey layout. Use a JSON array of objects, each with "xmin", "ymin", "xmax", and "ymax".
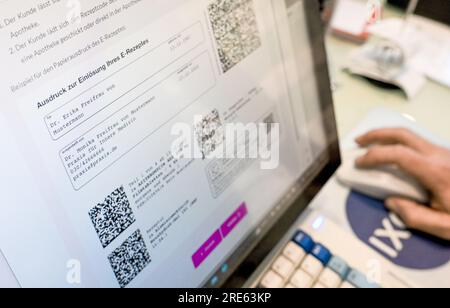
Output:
[{"xmin": 346, "ymin": 191, "xmax": 450, "ymax": 270}]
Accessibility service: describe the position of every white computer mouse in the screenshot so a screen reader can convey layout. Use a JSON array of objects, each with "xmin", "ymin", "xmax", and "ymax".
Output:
[{"xmin": 337, "ymin": 148, "xmax": 430, "ymax": 203}]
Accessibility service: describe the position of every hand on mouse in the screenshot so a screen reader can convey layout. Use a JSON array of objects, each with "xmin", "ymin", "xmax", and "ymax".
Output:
[{"xmin": 355, "ymin": 128, "xmax": 450, "ymax": 241}]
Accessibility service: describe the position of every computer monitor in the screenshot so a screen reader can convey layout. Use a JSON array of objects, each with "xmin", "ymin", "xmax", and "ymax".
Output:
[{"xmin": 0, "ymin": 0, "xmax": 339, "ymax": 287}]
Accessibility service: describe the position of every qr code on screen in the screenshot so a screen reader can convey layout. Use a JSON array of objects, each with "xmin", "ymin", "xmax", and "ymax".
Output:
[
  {"xmin": 208, "ymin": 0, "xmax": 262, "ymax": 73},
  {"xmin": 89, "ymin": 186, "xmax": 136, "ymax": 248},
  {"xmin": 108, "ymin": 230, "xmax": 151, "ymax": 288},
  {"xmin": 195, "ymin": 109, "xmax": 224, "ymax": 159}
]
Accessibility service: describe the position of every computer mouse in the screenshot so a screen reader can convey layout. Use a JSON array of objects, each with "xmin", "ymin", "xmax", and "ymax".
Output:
[{"xmin": 337, "ymin": 148, "xmax": 430, "ymax": 203}]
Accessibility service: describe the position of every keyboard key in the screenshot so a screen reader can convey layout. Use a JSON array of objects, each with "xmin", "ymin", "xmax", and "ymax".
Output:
[
  {"xmin": 293, "ymin": 231, "xmax": 315, "ymax": 253},
  {"xmin": 346, "ymin": 270, "xmax": 381, "ymax": 289},
  {"xmin": 290, "ymin": 269, "xmax": 314, "ymax": 288},
  {"xmin": 319, "ymin": 268, "xmax": 342, "ymax": 288},
  {"xmin": 272, "ymin": 255, "xmax": 295, "ymax": 278},
  {"xmin": 260, "ymin": 270, "xmax": 284, "ymax": 288},
  {"xmin": 311, "ymin": 244, "xmax": 332, "ymax": 265},
  {"xmin": 283, "ymin": 242, "xmax": 306, "ymax": 265},
  {"xmin": 313, "ymin": 282, "xmax": 327, "ymax": 288},
  {"xmin": 328, "ymin": 256, "xmax": 350, "ymax": 279},
  {"xmin": 300, "ymin": 255, "xmax": 324, "ymax": 279},
  {"xmin": 340, "ymin": 281, "xmax": 356, "ymax": 289}
]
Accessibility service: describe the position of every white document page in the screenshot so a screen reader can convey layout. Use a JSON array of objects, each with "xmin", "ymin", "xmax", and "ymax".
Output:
[{"xmin": 369, "ymin": 16, "xmax": 450, "ymax": 88}]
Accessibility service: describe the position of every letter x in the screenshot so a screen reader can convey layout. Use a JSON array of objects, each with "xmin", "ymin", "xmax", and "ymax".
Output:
[{"xmin": 374, "ymin": 218, "xmax": 411, "ymax": 251}]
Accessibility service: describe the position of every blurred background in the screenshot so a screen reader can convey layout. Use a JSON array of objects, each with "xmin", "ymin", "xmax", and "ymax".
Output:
[{"xmin": 315, "ymin": 0, "xmax": 450, "ymax": 142}]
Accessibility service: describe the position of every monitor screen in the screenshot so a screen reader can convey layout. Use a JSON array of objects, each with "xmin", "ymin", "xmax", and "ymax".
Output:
[{"xmin": 0, "ymin": 0, "xmax": 338, "ymax": 287}]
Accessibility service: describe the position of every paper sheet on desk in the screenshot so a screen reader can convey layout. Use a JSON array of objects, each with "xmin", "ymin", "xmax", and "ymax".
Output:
[
  {"xmin": 345, "ymin": 44, "xmax": 426, "ymax": 99},
  {"xmin": 369, "ymin": 17, "xmax": 450, "ymax": 88},
  {"xmin": 428, "ymin": 55, "xmax": 450, "ymax": 88}
]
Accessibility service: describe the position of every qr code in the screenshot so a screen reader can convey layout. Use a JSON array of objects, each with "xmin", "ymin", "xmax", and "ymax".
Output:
[
  {"xmin": 89, "ymin": 186, "xmax": 136, "ymax": 248},
  {"xmin": 208, "ymin": 0, "xmax": 262, "ymax": 73},
  {"xmin": 108, "ymin": 230, "xmax": 151, "ymax": 288},
  {"xmin": 195, "ymin": 109, "xmax": 224, "ymax": 159}
]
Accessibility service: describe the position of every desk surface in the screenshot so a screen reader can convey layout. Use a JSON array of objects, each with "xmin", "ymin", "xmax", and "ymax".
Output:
[{"xmin": 326, "ymin": 7, "xmax": 450, "ymax": 143}]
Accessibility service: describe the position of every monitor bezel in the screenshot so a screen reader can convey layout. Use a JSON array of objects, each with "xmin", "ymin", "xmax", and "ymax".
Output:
[{"xmin": 222, "ymin": 0, "xmax": 341, "ymax": 288}]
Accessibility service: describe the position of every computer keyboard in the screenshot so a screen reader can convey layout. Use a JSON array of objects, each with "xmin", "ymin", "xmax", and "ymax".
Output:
[{"xmin": 259, "ymin": 230, "xmax": 381, "ymax": 289}]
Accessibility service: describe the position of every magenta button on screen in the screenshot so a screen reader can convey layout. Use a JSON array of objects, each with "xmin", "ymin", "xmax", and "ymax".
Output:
[
  {"xmin": 220, "ymin": 203, "xmax": 248, "ymax": 238},
  {"xmin": 192, "ymin": 230, "xmax": 223, "ymax": 268}
]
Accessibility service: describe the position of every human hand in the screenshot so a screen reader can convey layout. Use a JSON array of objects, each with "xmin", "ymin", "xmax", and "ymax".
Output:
[{"xmin": 355, "ymin": 128, "xmax": 450, "ymax": 241}]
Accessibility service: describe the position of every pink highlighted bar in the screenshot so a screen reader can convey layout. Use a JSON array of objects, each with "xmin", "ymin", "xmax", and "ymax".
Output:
[
  {"xmin": 192, "ymin": 230, "xmax": 223, "ymax": 269},
  {"xmin": 220, "ymin": 203, "xmax": 248, "ymax": 238}
]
